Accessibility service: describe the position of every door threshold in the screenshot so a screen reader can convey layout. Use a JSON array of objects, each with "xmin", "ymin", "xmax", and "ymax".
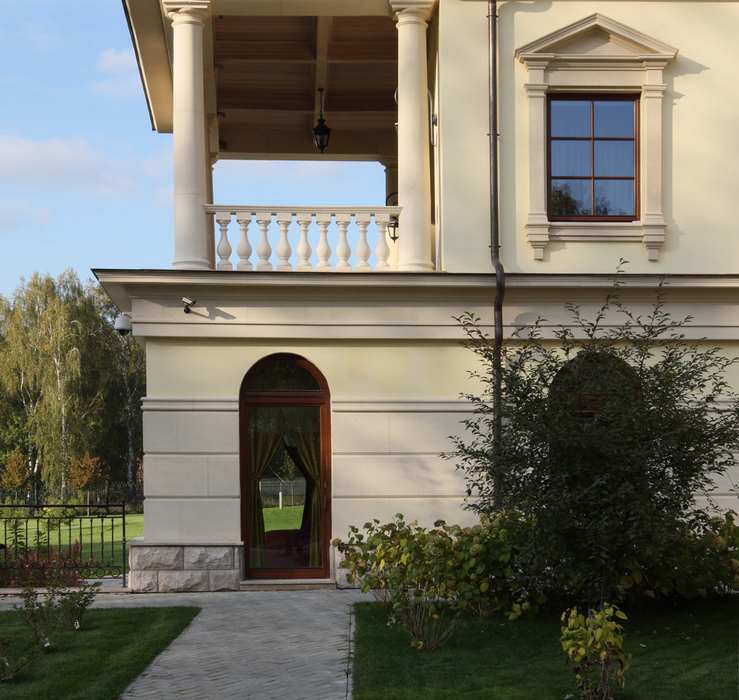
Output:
[{"xmin": 240, "ymin": 578, "xmax": 336, "ymax": 591}]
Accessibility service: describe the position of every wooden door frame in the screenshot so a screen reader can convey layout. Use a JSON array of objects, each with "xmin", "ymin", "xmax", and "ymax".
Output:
[{"xmin": 239, "ymin": 353, "xmax": 332, "ymax": 579}]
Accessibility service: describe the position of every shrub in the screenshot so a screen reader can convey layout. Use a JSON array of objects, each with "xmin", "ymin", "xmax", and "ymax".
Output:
[
  {"xmin": 335, "ymin": 512, "xmax": 542, "ymax": 649},
  {"xmin": 619, "ymin": 510, "xmax": 739, "ymax": 602},
  {"xmin": 560, "ymin": 604, "xmax": 631, "ymax": 700},
  {"xmin": 0, "ymin": 537, "xmax": 92, "ymax": 588},
  {"xmin": 450, "ymin": 269, "xmax": 739, "ymax": 609}
]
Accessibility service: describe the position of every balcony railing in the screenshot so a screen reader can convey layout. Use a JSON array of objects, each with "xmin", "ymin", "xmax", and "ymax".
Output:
[{"xmin": 204, "ymin": 205, "xmax": 402, "ymax": 272}]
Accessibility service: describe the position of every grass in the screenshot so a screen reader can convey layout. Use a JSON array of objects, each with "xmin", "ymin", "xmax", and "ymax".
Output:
[
  {"xmin": 0, "ymin": 605, "xmax": 199, "ymax": 699},
  {"xmin": 352, "ymin": 596, "xmax": 739, "ymax": 700},
  {"xmin": 263, "ymin": 505, "xmax": 303, "ymax": 531}
]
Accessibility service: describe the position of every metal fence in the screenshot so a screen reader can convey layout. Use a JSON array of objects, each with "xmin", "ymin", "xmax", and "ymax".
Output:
[
  {"xmin": 259, "ymin": 478, "xmax": 306, "ymax": 509},
  {"xmin": 0, "ymin": 503, "xmax": 127, "ymax": 588},
  {"xmin": 0, "ymin": 482, "xmax": 144, "ymax": 510}
]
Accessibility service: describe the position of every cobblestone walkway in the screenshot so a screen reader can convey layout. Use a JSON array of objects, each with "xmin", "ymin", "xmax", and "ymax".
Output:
[{"xmin": 0, "ymin": 589, "xmax": 369, "ymax": 700}]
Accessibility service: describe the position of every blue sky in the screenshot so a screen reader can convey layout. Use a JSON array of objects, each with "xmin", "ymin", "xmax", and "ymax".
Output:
[{"xmin": 0, "ymin": 0, "xmax": 385, "ymax": 299}]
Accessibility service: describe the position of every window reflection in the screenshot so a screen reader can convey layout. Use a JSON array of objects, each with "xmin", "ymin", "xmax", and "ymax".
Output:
[
  {"xmin": 594, "ymin": 101, "xmax": 634, "ymax": 138},
  {"xmin": 551, "ymin": 100, "xmax": 590, "ymax": 137},
  {"xmin": 549, "ymin": 96, "xmax": 637, "ymax": 219},
  {"xmin": 552, "ymin": 180, "xmax": 592, "ymax": 216}
]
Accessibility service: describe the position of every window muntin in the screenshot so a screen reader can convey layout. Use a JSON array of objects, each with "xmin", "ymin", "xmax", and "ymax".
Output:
[{"xmin": 549, "ymin": 96, "xmax": 639, "ymax": 221}]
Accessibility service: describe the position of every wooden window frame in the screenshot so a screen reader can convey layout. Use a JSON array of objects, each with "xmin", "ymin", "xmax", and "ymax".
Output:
[
  {"xmin": 547, "ymin": 94, "xmax": 640, "ymax": 223},
  {"xmin": 239, "ymin": 353, "xmax": 332, "ymax": 580}
]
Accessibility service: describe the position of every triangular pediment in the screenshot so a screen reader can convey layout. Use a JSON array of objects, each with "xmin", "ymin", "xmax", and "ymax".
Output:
[{"xmin": 516, "ymin": 13, "xmax": 678, "ymax": 61}]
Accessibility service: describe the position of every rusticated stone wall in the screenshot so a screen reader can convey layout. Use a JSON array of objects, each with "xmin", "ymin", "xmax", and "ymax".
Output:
[{"xmin": 128, "ymin": 539, "xmax": 243, "ymax": 592}]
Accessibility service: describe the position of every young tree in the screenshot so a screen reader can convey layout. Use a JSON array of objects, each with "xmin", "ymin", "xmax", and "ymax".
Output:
[
  {"xmin": 450, "ymin": 273, "xmax": 739, "ymax": 608},
  {"xmin": 1, "ymin": 451, "xmax": 30, "ymax": 492},
  {"xmin": 67, "ymin": 452, "xmax": 105, "ymax": 491}
]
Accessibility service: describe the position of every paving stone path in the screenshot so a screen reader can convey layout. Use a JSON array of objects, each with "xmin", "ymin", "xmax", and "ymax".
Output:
[{"xmin": 0, "ymin": 588, "xmax": 371, "ymax": 700}]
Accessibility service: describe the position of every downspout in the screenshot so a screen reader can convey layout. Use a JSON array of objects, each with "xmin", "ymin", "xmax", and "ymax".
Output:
[{"xmin": 488, "ymin": 0, "xmax": 505, "ymax": 508}]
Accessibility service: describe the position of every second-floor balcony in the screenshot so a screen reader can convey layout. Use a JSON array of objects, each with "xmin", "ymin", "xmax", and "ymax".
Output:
[{"xmin": 205, "ymin": 205, "xmax": 403, "ymax": 272}]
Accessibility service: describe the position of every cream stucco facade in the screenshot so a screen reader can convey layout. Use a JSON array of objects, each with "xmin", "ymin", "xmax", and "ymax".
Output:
[{"xmin": 98, "ymin": 0, "xmax": 739, "ymax": 591}]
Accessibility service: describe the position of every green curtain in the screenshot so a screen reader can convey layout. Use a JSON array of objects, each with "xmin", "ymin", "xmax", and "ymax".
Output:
[
  {"xmin": 248, "ymin": 407, "xmax": 286, "ymax": 567},
  {"xmin": 282, "ymin": 407, "xmax": 322, "ymax": 567}
]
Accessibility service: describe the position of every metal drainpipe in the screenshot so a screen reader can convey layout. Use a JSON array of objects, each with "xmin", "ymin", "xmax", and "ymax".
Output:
[{"xmin": 488, "ymin": 0, "xmax": 505, "ymax": 508}]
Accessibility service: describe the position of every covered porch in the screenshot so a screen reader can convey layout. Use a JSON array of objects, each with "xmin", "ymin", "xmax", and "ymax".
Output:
[{"xmin": 124, "ymin": 0, "xmax": 439, "ymax": 273}]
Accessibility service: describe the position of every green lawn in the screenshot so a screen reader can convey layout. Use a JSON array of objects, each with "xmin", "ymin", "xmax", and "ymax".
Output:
[
  {"xmin": 0, "ymin": 605, "xmax": 199, "ymax": 699},
  {"xmin": 352, "ymin": 596, "xmax": 739, "ymax": 700},
  {"xmin": 263, "ymin": 505, "xmax": 303, "ymax": 531}
]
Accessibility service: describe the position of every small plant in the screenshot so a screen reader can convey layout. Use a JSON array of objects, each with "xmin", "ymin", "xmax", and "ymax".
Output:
[
  {"xmin": 15, "ymin": 587, "xmax": 59, "ymax": 650},
  {"xmin": 1, "ymin": 579, "xmax": 100, "ymax": 683},
  {"xmin": 560, "ymin": 603, "xmax": 631, "ymax": 700},
  {"xmin": 57, "ymin": 580, "xmax": 101, "ymax": 631}
]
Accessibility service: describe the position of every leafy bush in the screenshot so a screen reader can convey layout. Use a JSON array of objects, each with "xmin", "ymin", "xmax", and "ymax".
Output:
[
  {"xmin": 335, "ymin": 512, "xmax": 543, "ymax": 649},
  {"xmin": 619, "ymin": 511, "xmax": 739, "ymax": 602},
  {"xmin": 560, "ymin": 604, "xmax": 631, "ymax": 700},
  {"xmin": 0, "ymin": 534, "xmax": 92, "ymax": 588},
  {"xmin": 450, "ymin": 270, "xmax": 739, "ymax": 609}
]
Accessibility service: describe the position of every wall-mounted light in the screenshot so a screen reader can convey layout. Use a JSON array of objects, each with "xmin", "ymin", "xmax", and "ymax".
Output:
[
  {"xmin": 388, "ymin": 216, "xmax": 399, "ymax": 242},
  {"xmin": 312, "ymin": 88, "xmax": 331, "ymax": 153},
  {"xmin": 182, "ymin": 296, "xmax": 196, "ymax": 314}
]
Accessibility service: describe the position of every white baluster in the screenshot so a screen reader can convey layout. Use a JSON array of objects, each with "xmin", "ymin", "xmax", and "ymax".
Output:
[
  {"xmin": 355, "ymin": 213, "xmax": 372, "ymax": 271},
  {"xmin": 296, "ymin": 213, "xmax": 313, "ymax": 271},
  {"xmin": 315, "ymin": 213, "xmax": 332, "ymax": 271},
  {"xmin": 276, "ymin": 213, "xmax": 293, "ymax": 271},
  {"xmin": 335, "ymin": 215, "xmax": 352, "ymax": 271},
  {"xmin": 215, "ymin": 212, "xmax": 233, "ymax": 270},
  {"xmin": 374, "ymin": 214, "xmax": 392, "ymax": 271},
  {"xmin": 236, "ymin": 213, "xmax": 253, "ymax": 271},
  {"xmin": 255, "ymin": 212, "xmax": 273, "ymax": 271}
]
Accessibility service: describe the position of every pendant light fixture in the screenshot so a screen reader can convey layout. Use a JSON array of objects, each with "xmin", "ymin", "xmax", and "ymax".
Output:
[{"xmin": 312, "ymin": 87, "xmax": 331, "ymax": 153}]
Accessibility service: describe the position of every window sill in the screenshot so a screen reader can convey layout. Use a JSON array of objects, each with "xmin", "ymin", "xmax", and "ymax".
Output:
[{"xmin": 526, "ymin": 219, "xmax": 666, "ymax": 261}]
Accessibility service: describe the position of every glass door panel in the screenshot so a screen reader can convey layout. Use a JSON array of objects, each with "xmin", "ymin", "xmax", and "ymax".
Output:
[{"xmin": 247, "ymin": 405, "xmax": 322, "ymax": 570}]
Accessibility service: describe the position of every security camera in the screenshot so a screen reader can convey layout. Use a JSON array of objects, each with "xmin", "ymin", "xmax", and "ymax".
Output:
[
  {"xmin": 114, "ymin": 313, "xmax": 132, "ymax": 336},
  {"xmin": 182, "ymin": 296, "xmax": 196, "ymax": 313}
]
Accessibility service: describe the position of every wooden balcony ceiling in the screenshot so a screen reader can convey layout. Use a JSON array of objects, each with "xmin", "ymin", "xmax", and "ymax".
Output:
[{"xmin": 213, "ymin": 15, "xmax": 398, "ymax": 159}]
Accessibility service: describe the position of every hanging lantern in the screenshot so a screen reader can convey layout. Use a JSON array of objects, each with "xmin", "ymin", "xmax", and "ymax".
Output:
[{"xmin": 312, "ymin": 87, "xmax": 331, "ymax": 153}]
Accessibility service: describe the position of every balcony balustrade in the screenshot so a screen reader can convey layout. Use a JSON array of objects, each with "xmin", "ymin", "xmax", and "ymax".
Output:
[{"xmin": 204, "ymin": 205, "xmax": 402, "ymax": 272}]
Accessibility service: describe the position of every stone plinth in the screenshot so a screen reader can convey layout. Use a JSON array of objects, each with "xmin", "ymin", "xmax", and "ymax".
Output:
[{"xmin": 128, "ymin": 539, "xmax": 243, "ymax": 592}]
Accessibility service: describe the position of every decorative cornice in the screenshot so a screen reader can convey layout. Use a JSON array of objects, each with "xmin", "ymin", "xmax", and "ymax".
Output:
[{"xmin": 515, "ymin": 13, "xmax": 678, "ymax": 64}]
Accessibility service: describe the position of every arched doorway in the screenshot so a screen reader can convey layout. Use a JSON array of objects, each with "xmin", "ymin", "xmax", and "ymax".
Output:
[{"xmin": 239, "ymin": 354, "xmax": 331, "ymax": 579}]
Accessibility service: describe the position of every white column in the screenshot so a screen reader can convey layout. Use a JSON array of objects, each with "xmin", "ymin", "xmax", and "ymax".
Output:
[
  {"xmin": 390, "ymin": 0, "xmax": 435, "ymax": 272},
  {"xmin": 164, "ymin": 1, "xmax": 211, "ymax": 270}
]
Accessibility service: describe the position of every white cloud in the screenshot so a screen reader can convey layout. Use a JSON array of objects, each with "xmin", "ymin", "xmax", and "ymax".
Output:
[
  {"xmin": 0, "ymin": 197, "xmax": 53, "ymax": 234},
  {"xmin": 20, "ymin": 22, "xmax": 62, "ymax": 51},
  {"xmin": 97, "ymin": 48, "xmax": 136, "ymax": 73},
  {"xmin": 91, "ymin": 48, "xmax": 141, "ymax": 98},
  {"xmin": 0, "ymin": 135, "xmax": 138, "ymax": 197}
]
